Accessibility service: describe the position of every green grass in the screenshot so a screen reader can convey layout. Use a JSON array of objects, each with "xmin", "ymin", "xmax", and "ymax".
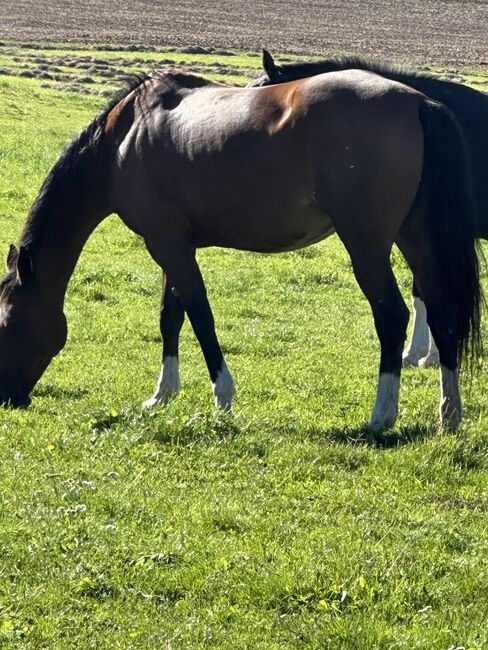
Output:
[{"xmin": 1, "ymin": 49, "xmax": 488, "ymax": 649}]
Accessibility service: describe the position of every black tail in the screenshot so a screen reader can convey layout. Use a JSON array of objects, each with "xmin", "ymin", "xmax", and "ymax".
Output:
[{"xmin": 418, "ymin": 99, "xmax": 482, "ymax": 370}]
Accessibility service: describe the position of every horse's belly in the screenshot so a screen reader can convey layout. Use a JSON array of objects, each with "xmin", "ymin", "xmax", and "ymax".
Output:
[{"xmin": 195, "ymin": 200, "xmax": 335, "ymax": 253}]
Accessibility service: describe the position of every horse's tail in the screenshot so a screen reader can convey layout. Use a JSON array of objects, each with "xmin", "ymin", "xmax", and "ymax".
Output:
[{"xmin": 418, "ymin": 99, "xmax": 482, "ymax": 370}]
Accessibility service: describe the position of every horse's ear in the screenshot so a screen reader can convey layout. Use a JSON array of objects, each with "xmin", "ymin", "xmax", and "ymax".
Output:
[
  {"xmin": 6, "ymin": 244, "xmax": 18, "ymax": 271},
  {"xmin": 262, "ymin": 49, "xmax": 277, "ymax": 78},
  {"xmin": 16, "ymin": 246, "xmax": 33, "ymax": 284}
]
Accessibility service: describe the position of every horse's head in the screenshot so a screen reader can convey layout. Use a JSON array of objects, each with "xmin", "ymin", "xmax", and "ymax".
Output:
[
  {"xmin": 248, "ymin": 49, "xmax": 283, "ymax": 87},
  {"xmin": 0, "ymin": 245, "xmax": 67, "ymax": 408}
]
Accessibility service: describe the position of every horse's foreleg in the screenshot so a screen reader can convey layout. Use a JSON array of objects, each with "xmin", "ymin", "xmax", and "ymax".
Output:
[
  {"xmin": 348, "ymin": 248, "xmax": 409, "ymax": 431},
  {"xmin": 145, "ymin": 239, "xmax": 236, "ymax": 410},
  {"xmin": 143, "ymin": 274, "xmax": 185, "ymax": 408},
  {"xmin": 183, "ymin": 288, "xmax": 236, "ymax": 410}
]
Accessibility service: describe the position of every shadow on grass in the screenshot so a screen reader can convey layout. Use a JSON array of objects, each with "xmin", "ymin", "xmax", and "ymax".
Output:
[
  {"xmin": 326, "ymin": 423, "xmax": 434, "ymax": 449},
  {"xmin": 33, "ymin": 384, "xmax": 89, "ymax": 400}
]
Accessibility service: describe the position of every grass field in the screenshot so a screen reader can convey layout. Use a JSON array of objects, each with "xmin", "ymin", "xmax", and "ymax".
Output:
[{"xmin": 1, "ymin": 45, "xmax": 488, "ymax": 649}]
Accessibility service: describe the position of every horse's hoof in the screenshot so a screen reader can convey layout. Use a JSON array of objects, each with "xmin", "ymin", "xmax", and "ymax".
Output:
[
  {"xmin": 419, "ymin": 352, "xmax": 440, "ymax": 368},
  {"xmin": 368, "ymin": 414, "xmax": 397, "ymax": 432},
  {"xmin": 440, "ymin": 398, "xmax": 462, "ymax": 430},
  {"xmin": 214, "ymin": 396, "xmax": 234, "ymax": 411},
  {"xmin": 402, "ymin": 349, "xmax": 425, "ymax": 367},
  {"xmin": 0, "ymin": 393, "xmax": 31, "ymax": 409},
  {"xmin": 142, "ymin": 391, "xmax": 176, "ymax": 408},
  {"xmin": 212, "ymin": 363, "xmax": 236, "ymax": 411},
  {"xmin": 369, "ymin": 403, "xmax": 398, "ymax": 432},
  {"xmin": 402, "ymin": 354, "xmax": 419, "ymax": 367}
]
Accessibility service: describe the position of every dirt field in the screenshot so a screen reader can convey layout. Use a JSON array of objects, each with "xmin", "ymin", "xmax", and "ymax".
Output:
[{"xmin": 0, "ymin": 0, "xmax": 487, "ymax": 68}]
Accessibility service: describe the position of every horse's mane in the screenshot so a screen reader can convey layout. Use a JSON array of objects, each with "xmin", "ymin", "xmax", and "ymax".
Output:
[
  {"xmin": 17, "ymin": 74, "xmax": 150, "ymax": 253},
  {"xmin": 275, "ymin": 55, "xmax": 438, "ymax": 81},
  {"xmin": 17, "ymin": 70, "xmax": 218, "ymax": 256},
  {"xmin": 24, "ymin": 69, "xmax": 217, "ymax": 221},
  {"xmin": 154, "ymin": 70, "xmax": 221, "ymax": 89}
]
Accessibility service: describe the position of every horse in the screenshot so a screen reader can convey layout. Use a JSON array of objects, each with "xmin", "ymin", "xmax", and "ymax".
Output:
[
  {"xmin": 251, "ymin": 49, "xmax": 488, "ymax": 369},
  {"xmin": 0, "ymin": 68, "xmax": 481, "ymax": 431}
]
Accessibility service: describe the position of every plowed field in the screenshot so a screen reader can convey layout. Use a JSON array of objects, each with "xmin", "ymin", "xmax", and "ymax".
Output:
[{"xmin": 0, "ymin": 0, "xmax": 487, "ymax": 67}]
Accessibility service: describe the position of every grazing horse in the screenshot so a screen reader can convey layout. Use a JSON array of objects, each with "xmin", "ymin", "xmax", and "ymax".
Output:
[
  {"xmin": 251, "ymin": 49, "xmax": 488, "ymax": 368},
  {"xmin": 0, "ymin": 69, "xmax": 481, "ymax": 430}
]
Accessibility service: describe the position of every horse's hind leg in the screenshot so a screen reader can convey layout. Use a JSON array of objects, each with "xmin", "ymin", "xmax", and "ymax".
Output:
[
  {"xmin": 355, "ymin": 250, "xmax": 408, "ymax": 430},
  {"xmin": 335, "ymin": 238, "xmax": 409, "ymax": 430},
  {"xmin": 144, "ymin": 237, "xmax": 236, "ymax": 410},
  {"xmin": 397, "ymin": 232, "xmax": 462, "ymax": 429},
  {"xmin": 143, "ymin": 274, "xmax": 185, "ymax": 408},
  {"xmin": 402, "ymin": 278, "xmax": 440, "ymax": 368}
]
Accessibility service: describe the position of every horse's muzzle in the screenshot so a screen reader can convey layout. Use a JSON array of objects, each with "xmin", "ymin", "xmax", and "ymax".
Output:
[{"xmin": 0, "ymin": 392, "xmax": 31, "ymax": 409}]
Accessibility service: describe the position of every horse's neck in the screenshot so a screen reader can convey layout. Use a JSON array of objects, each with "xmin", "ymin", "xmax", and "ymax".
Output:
[{"xmin": 21, "ymin": 141, "xmax": 111, "ymax": 308}]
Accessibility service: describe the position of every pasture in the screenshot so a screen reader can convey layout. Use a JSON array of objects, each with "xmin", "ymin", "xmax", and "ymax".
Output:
[{"xmin": 1, "ymin": 42, "xmax": 488, "ymax": 649}]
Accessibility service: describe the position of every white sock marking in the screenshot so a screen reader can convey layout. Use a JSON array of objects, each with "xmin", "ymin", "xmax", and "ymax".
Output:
[
  {"xmin": 369, "ymin": 373, "xmax": 400, "ymax": 431},
  {"xmin": 439, "ymin": 364, "xmax": 462, "ymax": 429},
  {"xmin": 212, "ymin": 361, "xmax": 236, "ymax": 410},
  {"xmin": 143, "ymin": 356, "xmax": 180, "ymax": 408}
]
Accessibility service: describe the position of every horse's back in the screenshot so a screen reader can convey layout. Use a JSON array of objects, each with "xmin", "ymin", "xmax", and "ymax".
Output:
[{"xmin": 109, "ymin": 70, "xmax": 425, "ymax": 251}]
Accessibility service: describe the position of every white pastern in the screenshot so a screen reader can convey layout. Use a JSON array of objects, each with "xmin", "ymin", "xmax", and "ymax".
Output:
[
  {"xmin": 439, "ymin": 364, "xmax": 462, "ymax": 430},
  {"xmin": 212, "ymin": 361, "xmax": 236, "ymax": 410},
  {"xmin": 369, "ymin": 373, "xmax": 400, "ymax": 432},
  {"xmin": 143, "ymin": 356, "xmax": 180, "ymax": 408},
  {"xmin": 418, "ymin": 331, "xmax": 440, "ymax": 368},
  {"xmin": 403, "ymin": 297, "xmax": 429, "ymax": 366}
]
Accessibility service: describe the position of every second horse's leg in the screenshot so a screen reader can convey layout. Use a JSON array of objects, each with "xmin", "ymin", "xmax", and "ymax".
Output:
[
  {"xmin": 403, "ymin": 278, "xmax": 440, "ymax": 368},
  {"xmin": 418, "ymin": 329, "xmax": 440, "ymax": 369},
  {"xmin": 403, "ymin": 279, "xmax": 430, "ymax": 366}
]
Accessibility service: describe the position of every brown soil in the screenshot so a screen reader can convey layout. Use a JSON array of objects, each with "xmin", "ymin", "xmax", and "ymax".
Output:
[{"xmin": 0, "ymin": 0, "xmax": 487, "ymax": 68}]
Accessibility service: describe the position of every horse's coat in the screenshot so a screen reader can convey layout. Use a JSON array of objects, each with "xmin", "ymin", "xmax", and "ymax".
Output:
[
  {"xmin": 252, "ymin": 50, "xmax": 488, "ymax": 369},
  {"xmin": 0, "ymin": 68, "xmax": 481, "ymax": 429}
]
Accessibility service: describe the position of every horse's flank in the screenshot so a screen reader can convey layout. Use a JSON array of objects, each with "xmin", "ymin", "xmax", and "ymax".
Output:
[{"xmin": 253, "ymin": 52, "xmax": 488, "ymax": 235}]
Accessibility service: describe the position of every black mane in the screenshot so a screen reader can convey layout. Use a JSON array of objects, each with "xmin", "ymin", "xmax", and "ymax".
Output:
[
  {"xmin": 18, "ymin": 74, "xmax": 150, "ymax": 253},
  {"xmin": 16, "ymin": 68, "xmax": 220, "ymax": 259},
  {"xmin": 275, "ymin": 55, "xmax": 437, "ymax": 81}
]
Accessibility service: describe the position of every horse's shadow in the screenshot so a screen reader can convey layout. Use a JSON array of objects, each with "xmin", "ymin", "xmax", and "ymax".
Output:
[
  {"xmin": 33, "ymin": 384, "xmax": 89, "ymax": 400},
  {"xmin": 324, "ymin": 423, "xmax": 433, "ymax": 448}
]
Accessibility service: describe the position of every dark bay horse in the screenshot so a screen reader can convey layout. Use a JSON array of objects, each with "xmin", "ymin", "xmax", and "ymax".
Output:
[
  {"xmin": 0, "ymin": 69, "xmax": 481, "ymax": 430},
  {"xmin": 252, "ymin": 49, "xmax": 488, "ymax": 369}
]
